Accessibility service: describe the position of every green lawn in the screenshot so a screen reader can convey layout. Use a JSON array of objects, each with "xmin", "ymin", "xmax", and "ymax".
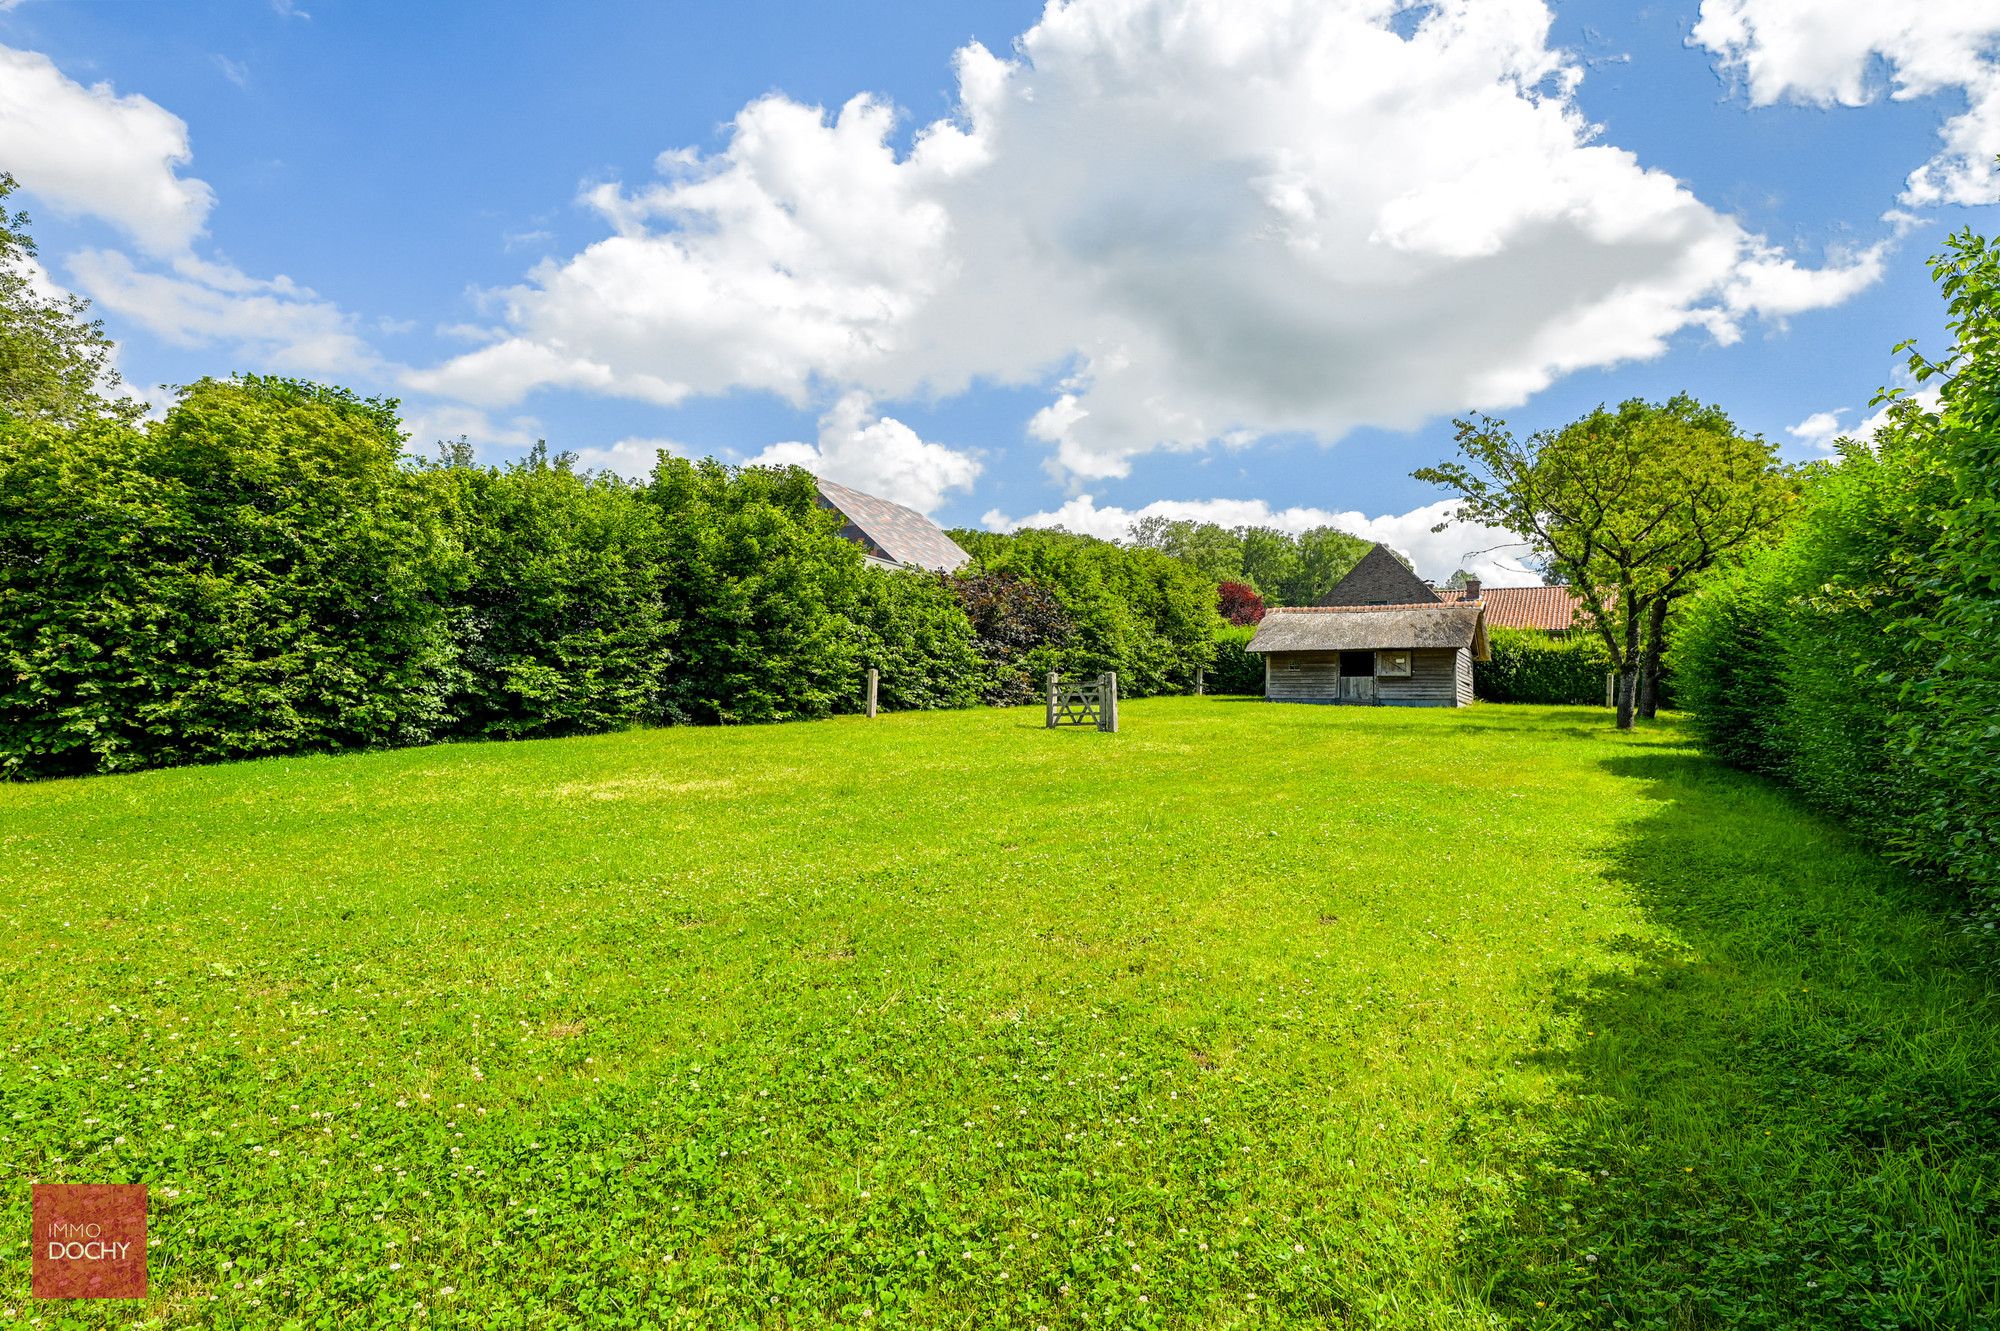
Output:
[{"xmin": 3, "ymin": 700, "xmax": 1995, "ymax": 1329}]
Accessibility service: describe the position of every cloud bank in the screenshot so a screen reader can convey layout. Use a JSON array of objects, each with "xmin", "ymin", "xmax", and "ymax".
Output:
[
  {"xmin": 1694, "ymin": 0, "xmax": 2000, "ymax": 207},
  {"xmin": 0, "ymin": 43, "xmax": 371, "ymax": 377},
  {"xmin": 415, "ymin": 0, "xmax": 1885, "ymax": 482}
]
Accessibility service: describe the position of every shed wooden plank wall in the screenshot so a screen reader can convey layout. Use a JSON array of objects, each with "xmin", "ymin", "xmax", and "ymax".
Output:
[
  {"xmin": 1263, "ymin": 648, "xmax": 1470, "ymax": 706},
  {"xmin": 1377, "ymin": 649, "xmax": 1461, "ymax": 707},
  {"xmin": 1266, "ymin": 651, "xmax": 1343, "ymax": 701}
]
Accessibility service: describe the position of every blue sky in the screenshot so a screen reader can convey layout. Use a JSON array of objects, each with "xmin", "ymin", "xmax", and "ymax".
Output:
[{"xmin": 2, "ymin": 0, "xmax": 1994, "ymax": 581}]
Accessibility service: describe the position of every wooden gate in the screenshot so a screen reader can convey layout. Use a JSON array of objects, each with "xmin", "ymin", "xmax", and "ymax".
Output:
[
  {"xmin": 1045, "ymin": 671, "xmax": 1120, "ymax": 733},
  {"xmin": 1339, "ymin": 676, "xmax": 1378, "ymax": 705}
]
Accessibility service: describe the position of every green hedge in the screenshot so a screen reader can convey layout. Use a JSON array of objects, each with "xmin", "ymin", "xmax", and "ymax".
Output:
[
  {"xmin": 951, "ymin": 527, "xmax": 1218, "ymax": 697},
  {"xmin": 1675, "ymin": 229, "xmax": 2000, "ymax": 936},
  {"xmin": 0, "ymin": 381, "xmax": 1232, "ymax": 776},
  {"xmin": 1475, "ymin": 628, "xmax": 1609, "ymax": 705},
  {"xmin": 0, "ymin": 379, "xmax": 463, "ymax": 776},
  {"xmin": 1208, "ymin": 624, "xmax": 1265, "ymax": 694}
]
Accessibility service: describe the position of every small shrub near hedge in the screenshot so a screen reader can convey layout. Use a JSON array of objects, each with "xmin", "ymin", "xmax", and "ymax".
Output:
[
  {"xmin": 1475, "ymin": 628, "xmax": 1608, "ymax": 705},
  {"xmin": 1208, "ymin": 624, "xmax": 1265, "ymax": 694}
]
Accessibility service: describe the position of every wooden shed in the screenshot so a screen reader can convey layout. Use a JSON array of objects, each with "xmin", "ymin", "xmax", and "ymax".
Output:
[{"xmin": 1245, "ymin": 603, "xmax": 1489, "ymax": 706}]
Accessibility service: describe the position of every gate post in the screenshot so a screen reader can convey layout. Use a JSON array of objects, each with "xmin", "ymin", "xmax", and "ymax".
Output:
[
  {"xmin": 1099, "ymin": 671, "xmax": 1119, "ymax": 733},
  {"xmin": 866, "ymin": 667, "xmax": 879, "ymax": 719},
  {"xmin": 1046, "ymin": 671, "xmax": 1060, "ymax": 728}
]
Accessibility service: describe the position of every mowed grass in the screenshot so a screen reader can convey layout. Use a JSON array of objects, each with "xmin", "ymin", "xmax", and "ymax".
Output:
[{"xmin": 2, "ymin": 700, "xmax": 1996, "ymax": 1329}]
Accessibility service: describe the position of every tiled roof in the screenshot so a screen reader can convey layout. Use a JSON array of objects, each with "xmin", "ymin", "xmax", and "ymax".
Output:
[
  {"xmin": 814, "ymin": 476, "xmax": 972, "ymax": 574},
  {"xmin": 1317, "ymin": 543, "xmax": 1440, "ymax": 606},
  {"xmin": 1441, "ymin": 584, "xmax": 1595, "ymax": 631}
]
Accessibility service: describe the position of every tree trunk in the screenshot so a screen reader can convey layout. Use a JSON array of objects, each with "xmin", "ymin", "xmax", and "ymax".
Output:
[
  {"xmin": 1614, "ymin": 591, "xmax": 1642, "ymax": 730},
  {"xmin": 1638, "ymin": 597, "xmax": 1669, "ymax": 721}
]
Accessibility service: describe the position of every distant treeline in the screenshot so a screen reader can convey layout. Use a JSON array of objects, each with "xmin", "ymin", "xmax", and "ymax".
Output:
[
  {"xmin": 1124, "ymin": 516, "xmax": 1373, "ymax": 606},
  {"xmin": 1675, "ymin": 231, "xmax": 2000, "ymax": 934},
  {"xmin": 0, "ymin": 376, "xmax": 1218, "ymax": 779}
]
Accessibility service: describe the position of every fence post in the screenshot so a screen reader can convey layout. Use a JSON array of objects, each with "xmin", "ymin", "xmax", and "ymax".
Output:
[
  {"xmin": 1605, "ymin": 670, "xmax": 1615, "ymax": 708},
  {"xmin": 1046, "ymin": 671, "xmax": 1059, "ymax": 728},
  {"xmin": 866, "ymin": 667, "xmax": 878, "ymax": 719},
  {"xmin": 1195, "ymin": 666, "xmax": 1204, "ymax": 697},
  {"xmin": 1100, "ymin": 671, "xmax": 1119, "ymax": 733}
]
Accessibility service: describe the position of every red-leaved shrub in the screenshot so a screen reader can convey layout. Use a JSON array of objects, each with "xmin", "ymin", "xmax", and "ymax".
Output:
[{"xmin": 1218, "ymin": 580, "xmax": 1265, "ymax": 625}]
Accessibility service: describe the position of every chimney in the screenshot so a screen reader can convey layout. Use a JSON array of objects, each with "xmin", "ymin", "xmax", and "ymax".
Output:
[{"xmin": 1462, "ymin": 578, "xmax": 1482, "ymax": 601}]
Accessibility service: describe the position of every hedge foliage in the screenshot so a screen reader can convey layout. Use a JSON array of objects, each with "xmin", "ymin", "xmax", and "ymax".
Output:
[
  {"xmin": 1474, "ymin": 628, "xmax": 1609, "ymax": 705},
  {"xmin": 0, "ymin": 378, "xmax": 463, "ymax": 775},
  {"xmin": 1208, "ymin": 624, "xmax": 1265, "ymax": 694},
  {"xmin": 952, "ymin": 527, "xmax": 1218, "ymax": 697},
  {"xmin": 1675, "ymin": 229, "xmax": 2000, "ymax": 935},
  {"xmin": 1, "ymin": 379, "xmax": 1224, "ymax": 777}
]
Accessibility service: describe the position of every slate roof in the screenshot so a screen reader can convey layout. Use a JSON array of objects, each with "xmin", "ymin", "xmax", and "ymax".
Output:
[
  {"xmin": 814, "ymin": 476, "xmax": 972, "ymax": 573},
  {"xmin": 1441, "ymin": 584, "xmax": 1597, "ymax": 631},
  {"xmin": 1247, "ymin": 603, "xmax": 1489, "ymax": 659},
  {"xmin": 1317, "ymin": 543, "xmax": 1441, "ymax": 606}
]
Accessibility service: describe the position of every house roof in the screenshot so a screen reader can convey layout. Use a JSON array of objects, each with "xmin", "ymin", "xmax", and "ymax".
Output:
[
  {"xmin": 1317, "ymin": 543, "xmax": 1440, "ymax": 607},
  {"xmin": 813, "ymin": 476, "xmax": 972, "ymax": 573},
  {"xmin": 1441, "ymin": 584, "xmax": 1596, "ymax": 631},
  {"xmin": 1247, "ymin": 602, "xmax": 1489, "ymax": 659}
]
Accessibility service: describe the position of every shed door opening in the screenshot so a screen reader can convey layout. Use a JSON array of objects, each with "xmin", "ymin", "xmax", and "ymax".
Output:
[{"xmin": 1339, "ymin": 650, "xmax": 1375, "ymax": 677}]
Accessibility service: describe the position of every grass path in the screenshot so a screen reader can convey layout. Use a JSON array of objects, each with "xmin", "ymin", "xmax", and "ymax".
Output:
[{"xmin": 2, "ymin": 700, "xmax": 1994, "ymax": 1328}]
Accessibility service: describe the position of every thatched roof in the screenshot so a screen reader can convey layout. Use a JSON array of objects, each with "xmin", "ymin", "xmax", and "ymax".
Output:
[
  {"xmin": 1247, "ymin": 603, "xmax": 1489, "ymax": 659},
  {"xmin": 1317, "ymin": 543, "xmax": 1440, "ymax": 606},
  {"xmin": 814, "ymin": 476, "xmax": 972, "ymax": 573}
]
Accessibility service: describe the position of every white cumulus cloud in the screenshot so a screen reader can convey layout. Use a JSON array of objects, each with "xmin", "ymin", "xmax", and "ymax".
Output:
[
  {"xmin": 1694, "ymin": 0, "xmax": 2000, "ymax": 207},
  {"xmin": 981, "ymin": 493, "xmax": 1540, "ymax": 585},
  {"xmin": 68, "ymin": 250, "xmax": 376, "ymax": 376},
  {"xmin": 572, "ymin": 436, "xmax": 690, "ymax": 479},
  {"xmin": 1785, "ymin": 408, "xmax": 1847, "ymax": 449},
  {"xmin": 0, "ymin": 43, "xmax": 379, "ymax": 378},
  {"xmin": 0, "ymin": 45, "xmax": 215, "ymax": 256},
  {"xmin": 415, "ymin": 0, "xmax": 1882, "ymax": 483},
  {"xmin": 746, "ymin": 392, "xmax": 981, "ymax": 514}
]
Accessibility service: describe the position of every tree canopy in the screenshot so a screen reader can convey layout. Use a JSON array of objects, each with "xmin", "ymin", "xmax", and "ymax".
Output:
[
  {"xmin": 1124, "ymin": 516, "xmax": 1370, "ymax": 605},
  {"xmin": 1416, "ymin": 394, "xmax": 1794, "ymax": 727},
  {"xmin": 0, "ymin": 174, "xmax": 138, "ymax": 428}
]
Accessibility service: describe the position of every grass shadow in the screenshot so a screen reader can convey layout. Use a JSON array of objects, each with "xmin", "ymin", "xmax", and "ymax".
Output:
[{"xmin": 1461, "ymin": 745, "xmax": 2000, "ymax": 1329}]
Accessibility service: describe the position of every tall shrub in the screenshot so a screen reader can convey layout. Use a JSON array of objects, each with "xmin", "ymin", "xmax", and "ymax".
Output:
[
  {"xmin": 952, "ymin": 527, "xmax": 1217, "ymax": 694},
  {"xmin": 1218, "ymin": 580, "xmax": 1265, "ymax": 625},
  {"xmin": 850, "ymin": 568, "xmax": 985, "ymax": 712},
  {"xmin": 0, "ymin": 378, "xmax": 461, "ymax": 777},
  {"xmin": 1676, "ymin": 229, "xmax": 2000, "ymax": 929},
  {"xmin": 420, "ymin": 442, "xmax": 675, "ymax": 739},
  {"xmin": 949, "ymin": 572, "xmax": 1078, "ymax": 705},
  {"xmin": 646, "ymin": 459, "xmax": 868, "ymax": 725},
  {"xmin": 1208, "ymin": 625, "xmax": 1265, "ymax": 694},
  {"xmin": 1475, "ymin": 629, "xmax": 1610, "ymax": 705}
]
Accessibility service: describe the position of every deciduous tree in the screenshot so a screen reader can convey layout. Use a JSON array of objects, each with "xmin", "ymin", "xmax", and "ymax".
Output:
[
  {"xmin": 1417, "ymin": 395, "xmax": 1793, "ymax": 728},
  {"xmin": 0, "ymin": 175, "xmax": 138, "ymax": 428}
]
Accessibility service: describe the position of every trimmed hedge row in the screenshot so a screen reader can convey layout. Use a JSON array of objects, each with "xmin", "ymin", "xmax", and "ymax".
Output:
[
  {"xmin": 1, "ymin": 377, "xmax": 1221, "ymax": 778},
  {"xmin": 1475, "ymin": 628, "xmax": 1609, "ymax": 705},
  {"xmin": 1207, "ymin": 624, "xmax": 1265, "ymax": 694},
  {"xmin": 1675, "ymin": 230, "xmax": 2000, "ymax": 936}
]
